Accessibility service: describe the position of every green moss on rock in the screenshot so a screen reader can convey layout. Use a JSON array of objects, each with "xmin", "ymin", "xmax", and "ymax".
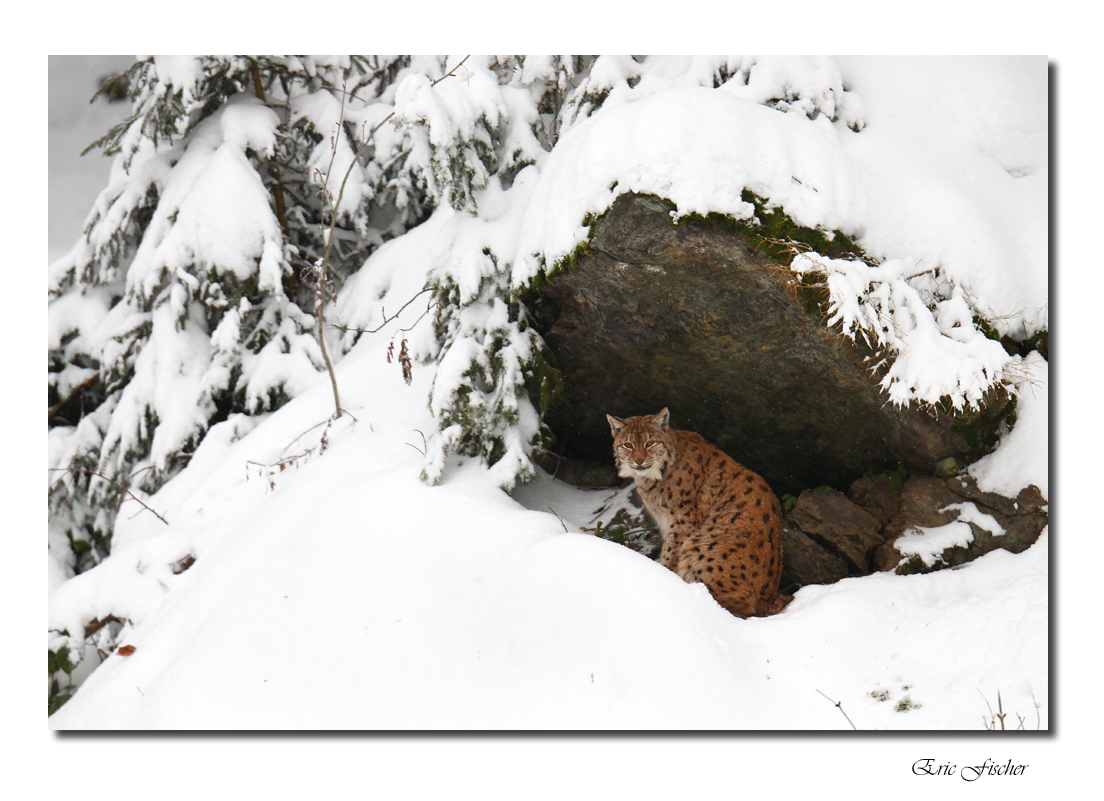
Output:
[
  {"xmin": 945, "ymin": 390, "xmax": 1018, "ymax": 462},
  {"xmin": 677, "ymin": 190, "xmax": 869, "ymax": 263}
]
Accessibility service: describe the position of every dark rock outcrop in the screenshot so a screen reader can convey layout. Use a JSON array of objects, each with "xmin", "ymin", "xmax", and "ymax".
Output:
[
  {"xmin": 786, "ymin": 488, "xmax": 883, "ymax": 573},
  {"xmin": 532, "ymin": 192, "xmax": 1012, "ymax": 496},
  {"xmin": 872, "ymin": 474, "xmax": 1049, "ymax": 574},
  {"xmin": 777, "ymin": 472, "xmax": 1048, "ymax": 588},
  {"xmin": 780, "ymin": 528, "xmax": 851, "ymax": 588}
]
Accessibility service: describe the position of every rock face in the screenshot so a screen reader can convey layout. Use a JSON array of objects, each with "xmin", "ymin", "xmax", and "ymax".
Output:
[
  {"xmin": 779, "ymin": 473, "xmax": 1047, "ymax": 589},
  {"xmin": 871, "ymin": 475, "xmax": 1048, "ymax": 575},
  {"xmin": 534, "ymin": 192, "xmax": 1010, "ymax": 496},
  {"xmin": 785, "ymin": 488, "xmax": 882, "ymax": 573}
]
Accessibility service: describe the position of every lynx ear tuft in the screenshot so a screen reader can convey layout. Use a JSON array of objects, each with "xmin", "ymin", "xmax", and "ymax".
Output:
[
  {"xmin": 653, "ymin": 407, "xmax": 670, "ymax": 430},
  {"xmin": 606, "ymin": 414, "xmax": 625, "ymax": 435}
]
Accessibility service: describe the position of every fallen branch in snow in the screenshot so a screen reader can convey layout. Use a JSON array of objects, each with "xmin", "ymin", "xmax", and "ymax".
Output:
[
  {"xmin": 246, "ymin": 415, "xmax": 361, "ymax": 492},
  {"xmin": 49, "ymin": 466, "xmax": 169, "ymax": 525},
  {"xmin": 280, "ymin": 413, "xmax": 356, "ymax": 459},
  {"xmin": 247, "ymin": 451, "xmax": 316, "ymax": 491},
  {"xmin": 980, "ymin": 689, "xmax": 1008, "ymax": 730},
  {"xmin": 248, "ymin": 416, "xmax": 355, "ymax": 491},
  {"xmin": 816, "ymin": 689, "xmax": 858, "ymax": 730}
]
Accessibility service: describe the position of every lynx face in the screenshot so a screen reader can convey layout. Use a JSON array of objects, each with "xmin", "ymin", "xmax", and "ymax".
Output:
[{"xmin": 606, "ymin": 408, "xmax": 676, "ymax": 482}]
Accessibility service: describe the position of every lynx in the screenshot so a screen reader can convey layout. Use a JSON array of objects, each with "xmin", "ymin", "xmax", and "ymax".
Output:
[{"xmin": 606, "ymin": 408, "xmax": 791, "ymax": 617}]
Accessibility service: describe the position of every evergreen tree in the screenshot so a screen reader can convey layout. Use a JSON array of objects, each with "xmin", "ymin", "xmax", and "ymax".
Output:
[
  {"xmin": 387, "ymin": 55, "xmax": 583, "ymax": 490},
  {"xmin": 48, "ymin": 56, "xmax": 438, "ymax": 569}
]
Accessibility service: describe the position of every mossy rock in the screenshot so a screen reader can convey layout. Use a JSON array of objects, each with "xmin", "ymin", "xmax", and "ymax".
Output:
[{"xmin": 530, "ymin": 192, "xmax": 1013, "ymax": 495}]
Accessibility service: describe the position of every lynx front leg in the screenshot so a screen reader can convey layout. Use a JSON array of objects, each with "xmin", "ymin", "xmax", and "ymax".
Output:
[{"xmin": 658, "ymin": 520, "xmax": 697, "ymax": 578}]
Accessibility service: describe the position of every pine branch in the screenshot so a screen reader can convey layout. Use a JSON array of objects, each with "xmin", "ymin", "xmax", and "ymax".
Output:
[{"xmin": 248, "ymin": 58, "xmax": 291, "ymax": 239}]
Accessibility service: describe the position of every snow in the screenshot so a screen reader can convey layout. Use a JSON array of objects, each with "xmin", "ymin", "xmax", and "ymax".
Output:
[
  {"xmin": 44, "ymin": 54, "xmax": 1057, "ymax": 786},
  {"xmin": 970, "ymin": 351, "xmax": 1049, "ymax": 498},
  {"xmin": 894, "ymin": 499, "xmax": 1007, "ymax": 570},
  {"xmin": 895, "ymin": 523, "xmax": 975, "ymax": 569},
  {"xmin": 48, "ymin": 314, "xmax": 1050, "ymax": 728},
  {"xmin": 126, "ymin": 96, "xmax": 284, "ymax": 293}
]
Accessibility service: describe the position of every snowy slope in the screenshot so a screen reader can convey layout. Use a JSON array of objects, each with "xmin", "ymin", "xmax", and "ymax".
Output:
[
  {"xmin": 48, "ymin": 56, "xmax": 1049, "ymax": 732},
  {"xmin": 48, "ymin": 296, "xmax": 1048, "ymax": 728}
]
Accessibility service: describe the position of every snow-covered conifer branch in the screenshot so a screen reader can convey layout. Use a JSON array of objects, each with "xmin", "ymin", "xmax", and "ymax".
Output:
[{"xmin": 789, "ymin": 251, "xmax": 1014, "ymax": 410}]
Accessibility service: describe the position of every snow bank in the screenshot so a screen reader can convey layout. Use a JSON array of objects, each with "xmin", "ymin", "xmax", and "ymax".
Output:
[
  {"xmin": 49, "ymin": 323, "xmax": 1049, "ymax": 727},
  {"xmin": 513, "ymin": 85, "xmax": 864, "ymax": 284},
  {"xmin": 970, "ymin": 351, "xmax": 1049, "ymax": 498},
  {"xmin": 514, "ymin": 57, "xmax": 1047, "ymax": 342}
]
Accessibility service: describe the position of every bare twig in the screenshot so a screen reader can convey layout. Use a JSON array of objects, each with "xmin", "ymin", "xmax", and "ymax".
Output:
[
  {"xmin": 311, "ymin": 84, "xmax": 350, "ymax": 421},
  {"xmin": 247, "ymin": 454, "xmax": 312, "ymax": 471},
  {"xmin": 980, "ymin": 688, "xmax": 1033, "ymax": 731},
  {"xmin": 49, "ymin": 466, "xmax": 168, "ymax": 525},
  {"xmin": 980, "ymin": 689, "xmax": 1001, "ymax": 730},
  {"xmin": 333, "ymin": 286, "xmax": 437, "ymax": 386},
  {"xmin": 405, "ymin": 429, "xmax": 428, "ymax": 455},
  {"xmin": 281, "ymin": 418, "xmax": 332, "ymax": 455},
  {"xmin": 332, "ymin": 287, "xmax": 435, "ymax": 336},
  {"xmin": 756, "ymin": 235, "xmax": 813, "ymax": 257},
  {"xmin": 816, "ymin": 689, "xmax": 858, "ymax": 730},
  {"xmin": 548, "ymin": 507, "xmax": 569, "ymax": 532}
]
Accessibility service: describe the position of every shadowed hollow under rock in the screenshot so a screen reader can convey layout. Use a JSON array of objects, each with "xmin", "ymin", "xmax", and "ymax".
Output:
[{"xmin": 531, "ymin": 193, "xmax": 1010, "ymax": 496}]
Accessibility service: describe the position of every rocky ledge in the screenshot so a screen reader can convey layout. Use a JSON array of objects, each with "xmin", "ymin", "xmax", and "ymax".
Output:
[{"xmin": 780, "ymin": 472, "xmax": 1047, "ymax": 589}]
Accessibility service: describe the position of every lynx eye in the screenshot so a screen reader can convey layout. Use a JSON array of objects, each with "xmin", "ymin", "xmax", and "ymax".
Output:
[
  {"xmin": 619, "ymin": 443, "xmax": 633, "ymax": 450},
  {"xmin": 645, "ymin": 441, "xmax": 659, "ymax": 448}
]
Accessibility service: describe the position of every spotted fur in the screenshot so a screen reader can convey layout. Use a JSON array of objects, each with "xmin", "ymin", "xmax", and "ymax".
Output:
[{"xmin": 606, "ymin": 407, "xmax": 791, "ymax": 617}]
